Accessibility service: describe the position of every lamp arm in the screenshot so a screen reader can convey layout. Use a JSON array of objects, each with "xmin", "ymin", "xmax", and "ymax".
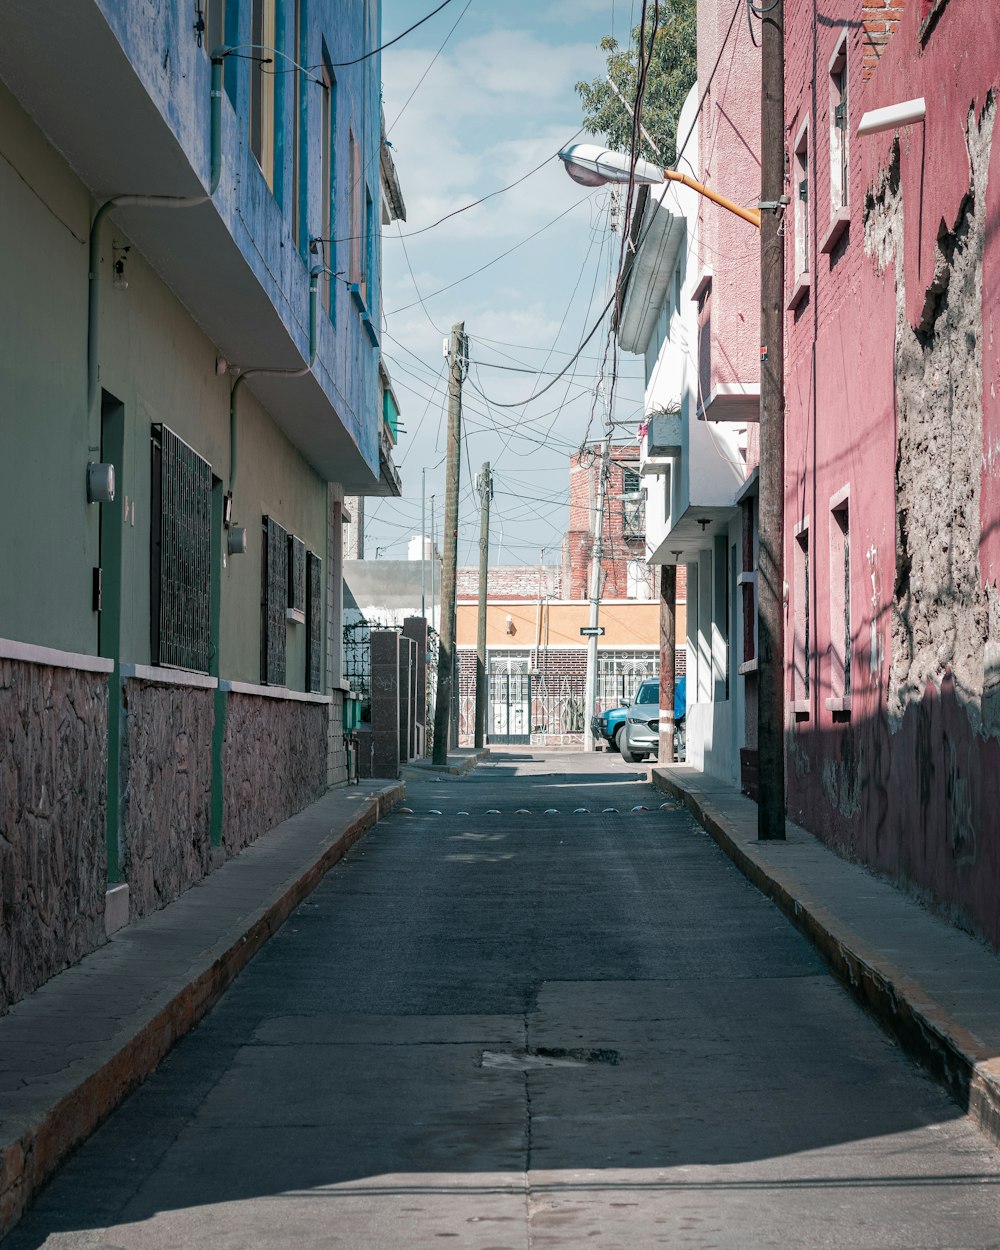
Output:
[{"xmin": 660, "ymin": 170, "xmax": 761, "ymax": 228}]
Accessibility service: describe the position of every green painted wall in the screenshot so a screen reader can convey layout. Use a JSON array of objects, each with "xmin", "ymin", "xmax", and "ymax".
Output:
[
  {"xmin": 0, "ymin": 82, "xmax": 96, "ymax": 653},
  {"xmin": 0, "ymin": 81, "xmax": 327, "ymax": 691}
]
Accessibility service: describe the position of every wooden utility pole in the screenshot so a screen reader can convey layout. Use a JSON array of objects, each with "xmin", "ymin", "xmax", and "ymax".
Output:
[
  {"xmin": 757, "ymin": 0, "xmax": 786, "ymax": 839},
  {"xmin": 658, "ymin": 564, "xmax": 676, "ymax": 763},
  {"xmin": 432, "ymin": 322, "xmax": 465, "ymax": 765},
  {"xmin": 474, "ymin": 462, "xmax": 491, "ymax": 749},
  {"xmin": 582, "ymin": 439, "xmax": 610, "ymax": 753}
]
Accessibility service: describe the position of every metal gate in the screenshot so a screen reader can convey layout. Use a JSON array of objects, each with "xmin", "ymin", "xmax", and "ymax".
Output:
[{"xmin": 488, "ymin": 656, "xmax": 531, "ymax": 744}]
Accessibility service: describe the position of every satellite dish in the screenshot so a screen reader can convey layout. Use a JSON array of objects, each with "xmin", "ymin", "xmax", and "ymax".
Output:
[{"xmin": 558, "ymin": 143, "xmax": 664, "ymax": 187}]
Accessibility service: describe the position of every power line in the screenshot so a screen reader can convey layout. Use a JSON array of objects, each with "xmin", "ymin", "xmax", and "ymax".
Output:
[
  {"xmin": 327, "ymin": 0, "xmax": 458, "ymax": 66},
  {"xmin": 391, "ymin": 132, "xmax": 583, "ymax": 240},
  {"xmin": 468, "ymin": 0, "xmax": 743, "ymax": 413},
  {"xmin": 384, "ymin": 196, "xmax": 591, "ymax": 317},
  {"xmin": 385, "ymin": 0, "xmax": 474, "ymax": 135}
]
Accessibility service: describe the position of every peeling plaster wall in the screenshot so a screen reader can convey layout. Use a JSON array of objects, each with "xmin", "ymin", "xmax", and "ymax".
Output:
[
  {"xmin": 0, "ymin": 662, "xmax": 108, "ymax": 1014},
  {"xmin": 783, "ymin": 0, "xmax": 1000, "ymax": 949},
  {"xmin": 871, "ymin": 104, "xmax": 997, "ymax": 731}
]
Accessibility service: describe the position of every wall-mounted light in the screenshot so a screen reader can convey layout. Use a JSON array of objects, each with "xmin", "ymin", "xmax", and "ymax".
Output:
[
  {"xmin": 505, "ymin": 614, "xmax": 516, "ymax": 636},
  {"xmin": 87, "ymin": 462, "xmax": 116, "ymax": 504},
  {"xmin": 227, "ymin": 526, "xmax": 247, "ymax": 556},
  {"xmin": 857, "ymin": 97, "xmax": 926, "ymax": 138}
]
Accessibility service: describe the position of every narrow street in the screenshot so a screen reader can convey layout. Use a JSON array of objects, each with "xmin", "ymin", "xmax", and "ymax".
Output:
[{"xmin": 9, "ymin": 752, "xmax": 1000, "ymax": 1250}]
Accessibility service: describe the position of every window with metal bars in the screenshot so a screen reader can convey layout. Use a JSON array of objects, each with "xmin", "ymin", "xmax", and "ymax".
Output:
[
  {"xmin": 830, "ymin": 37, "xmax": 849, "ymax": 213},
  {"xmin": 306, "ymin": 550, "xmax": 322, "ymax": 693},
  {"xmin": 621, "ymin": 467, "xmax": 645, "ymax": 540},
  {"xmin": 150, "ymin": 425, "xmax": 212, "ymax": 673},
  {"xmin": 794, "ymin": 522, "xmax": 811, "ymax": 705},
  {"xmin": 288, "ymin": 534, "xmax": 306, "ymax": 620},
  {"xmin": 262, "ymin": 516, "xmax": 288, "ymax": 685},
  {"xmin": 793, "ymin": 120, "xmax": 810, "ymax": 278}
]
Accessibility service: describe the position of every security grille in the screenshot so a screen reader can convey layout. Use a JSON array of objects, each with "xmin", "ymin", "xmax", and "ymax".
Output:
[
  {"xmin": 596, "ymin": 650, "xmax": 658, "ymax": 711},
  {"xmin": 621, "ymin": 468, "xmax": 645, "ymax": 540},
  {"xmin": 150, "ymin": 424, "xmax": 212, "ymax": 673},
  {"xmin": 425, "ymin": 627, "xmax": 440, "ymax": 752},
  {"xmin": 488, "ymin": 654, "xmax": 531, "ymax": 744},
  {"xmin": 343, "ymin": 618, "xmax": 373, "ymax": 720},
  {"xmin": 262, "ymin": 516, "xmax": 287, "ymax": 685},
  {"xmin": 288, "ymin": 534, "xmax": 306, "ymax": 615},
  {"xmin": 530, "ymin": 673, "xmax": 586, "ymax": 737},
  {"xmin": 306, "ymin": 550, "xmax": 322, "ymax": 693}
]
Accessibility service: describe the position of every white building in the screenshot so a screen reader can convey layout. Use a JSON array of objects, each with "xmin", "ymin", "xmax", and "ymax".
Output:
[{"xmin": 617, "ymin": 86, "xmax": 758, "ymax": 787}]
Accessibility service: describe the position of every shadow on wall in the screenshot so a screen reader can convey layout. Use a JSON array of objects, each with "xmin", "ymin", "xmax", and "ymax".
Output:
[{"xmin": 787, "ymin": 673, "xmax": 1000, "ymax": 953}]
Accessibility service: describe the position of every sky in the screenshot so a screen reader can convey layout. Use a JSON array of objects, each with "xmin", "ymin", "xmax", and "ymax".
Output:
[{"xmin": 369, "ymin": 0, "xmax": 649, "ymax": 569}]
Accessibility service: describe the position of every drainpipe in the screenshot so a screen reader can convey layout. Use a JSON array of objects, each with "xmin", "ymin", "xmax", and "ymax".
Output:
[
  {"xmin": 87, "ymin": 55, "xmax": 225, "ymax": 428},
  {"xmin": 227, "ymin": 266, "xmax": 322, "ymax": 510}
]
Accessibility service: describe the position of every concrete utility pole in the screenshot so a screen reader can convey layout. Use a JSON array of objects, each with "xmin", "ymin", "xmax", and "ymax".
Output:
[
  {"xmin": 432, "ymin": 322, "xmax": 465, "ymax": 765},
  {"xmin": 582, "ymin": 438, "xmax": 610, "ymax": 753},
  {"xmin": 757, "ymin": 0, "xmax": 786, "ymax": 839},
  {"xmin": 658, "ymin": 564, "xmax": 676, "ymax": 763},
  {"xmin": 430, "ymin": 494, "xmax": 437, "ymax": 627},
  {"xmin": 474, "ymin": 461, "xmax": 492, "ymax": 749},
  {"xmin": 421, "ymin": 468, "xmax": 426, "ymax": 618}
]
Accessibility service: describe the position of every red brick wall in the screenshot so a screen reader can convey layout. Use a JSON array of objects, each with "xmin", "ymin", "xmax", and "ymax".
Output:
[
  {"xmin": 456, "ymin": 564, "xmax": 562, "ymax": 602},
  {"xmin": 861, "ymin": 0, "xmax": 906, "ymax": 81},
  {"xmin": 564, "ymin": 447, "xmax": 647, "ymax": 599}
]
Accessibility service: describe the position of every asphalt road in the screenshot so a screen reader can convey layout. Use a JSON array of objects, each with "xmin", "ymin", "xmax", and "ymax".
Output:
[{"xmin": 8, "ymin": 751, "xmax": 1000, "ymax": 1249}]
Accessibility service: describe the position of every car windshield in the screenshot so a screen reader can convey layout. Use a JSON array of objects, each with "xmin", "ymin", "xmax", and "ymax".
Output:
[{"xmin": 634, "ymin": 682, "xmax": 659, "ymax": 705}]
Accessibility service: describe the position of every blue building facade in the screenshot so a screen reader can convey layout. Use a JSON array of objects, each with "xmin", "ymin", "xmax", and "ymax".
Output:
[{"xmin": 0, "ymin": 0, "xmax": 400, "ymax": 1013}]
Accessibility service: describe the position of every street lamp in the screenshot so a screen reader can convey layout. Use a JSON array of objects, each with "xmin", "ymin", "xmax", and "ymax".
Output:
[{"xmin": 558, "ymin": 142, "xmax": 761, "ymax": 229}]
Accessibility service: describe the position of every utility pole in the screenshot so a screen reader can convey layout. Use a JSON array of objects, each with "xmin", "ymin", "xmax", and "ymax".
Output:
[
  {"xmin": 582, "ymin": 438, "xmax": 610, "ymax": 753},
  {"xmin": 658, "ymin": 564, "xmax": 676, "ymax": 763},
  {"xmin": 757, "ymin": 0, "xmax": 786, "ymax": 838},
  {"xmin": 421, "ymin": 468, "xmax": 426, "ymax": 619},
  {"xmin": 432, "ymin": 322, "xmax": 465, "ymax": 766},
  {"xmin": 474, "ymin": 461, "xmax": 491, "ymax": 749},
  {"xmin": 430, "ymin": 494, "xmax": 436, "ymax": 627}
]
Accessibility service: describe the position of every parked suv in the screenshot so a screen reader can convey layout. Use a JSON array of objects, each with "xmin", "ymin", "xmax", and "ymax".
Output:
[
  {"xmin": 621, "ymin": 679, "xmax": 661, "ymax": 763},
  {"xmin": 619, "ymin": 676, "xmax": 687, "ymax": 764}
]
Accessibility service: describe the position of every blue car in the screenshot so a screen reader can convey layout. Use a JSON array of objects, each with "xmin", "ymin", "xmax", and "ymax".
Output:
[{"xmin": 591, "ymin": 704, "xmax": 629, "ymax": 752}]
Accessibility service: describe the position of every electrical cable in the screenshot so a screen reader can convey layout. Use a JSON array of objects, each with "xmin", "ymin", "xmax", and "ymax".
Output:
[
  {"xmin": 469, "ymin": 0, "xmax": 742, "ymax": 414},
  {"xmin": 385, "ymin": 0, "xmax": 473, "ymax": 136},
  {"xmin": 328, "ymin": 0, "xmax": 457, "ymax": 66},
  {"xmin": 392, "ymin": 132, "xmax": 584, "ymax": 240},
  {"xmin": 384, "ymin": 196, "xmax": 591, "ymax": 317},
  {"xmin": 396, "ymin": 223, "xmax": 446, "ymax": 335}
]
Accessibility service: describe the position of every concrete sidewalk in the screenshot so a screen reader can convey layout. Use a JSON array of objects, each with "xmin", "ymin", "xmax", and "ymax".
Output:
[
  {"xmin": 652, "ymin": 764, "xmax": 1000, "ymax": 1148},
  {"xmin": 0, "ymin": 780, "xmax": 404, "ymax": 1240},
  {"xmin": 402, "ymin": 746, "xmax": 491, "ymax": 778}
]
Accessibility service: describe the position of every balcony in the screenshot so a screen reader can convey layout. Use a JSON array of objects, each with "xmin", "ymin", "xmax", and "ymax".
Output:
[
  {"xmin": 640, "ymin": 408, "xmax": 683, "ymax": 475},
  {"xmin": 696, "ymin": 382, "xmax": 760, "ymax": 423},
  {"xmin": 0, "ymin": 0, "xmax": 382, "ymax": 490}
]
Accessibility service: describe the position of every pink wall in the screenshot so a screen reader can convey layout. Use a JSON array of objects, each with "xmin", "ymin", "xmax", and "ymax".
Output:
[
  {"xmin": 697, "ymin": 0, "xmax": 761, "ymax": 400},
  {"xmin": 783, "ymin": 0, "xmax": 1000, "ymax": 946}
]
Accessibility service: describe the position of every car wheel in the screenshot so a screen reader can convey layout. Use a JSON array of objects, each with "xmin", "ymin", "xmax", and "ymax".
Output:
[{"xmin": 613, "ymin": 725, "xmax": 624, "ymax": 753}]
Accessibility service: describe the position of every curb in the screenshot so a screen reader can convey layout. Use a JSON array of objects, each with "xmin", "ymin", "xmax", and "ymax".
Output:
[
  {"xmin": 650, "ymin": 769, "xmax": 1000, "ymax": 1149},
  {"xmin": 403, "ymin": 747, "xmax": 491, "ymax": 778},
  {"xmin": 0, "ymin": 782, "xmax": 404, "ymax": 1240}
]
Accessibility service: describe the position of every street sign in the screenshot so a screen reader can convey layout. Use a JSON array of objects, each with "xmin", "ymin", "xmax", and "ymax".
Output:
[{"xmin": 579, "ymin": 626, "xmax": 606, "ymax": 637}]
